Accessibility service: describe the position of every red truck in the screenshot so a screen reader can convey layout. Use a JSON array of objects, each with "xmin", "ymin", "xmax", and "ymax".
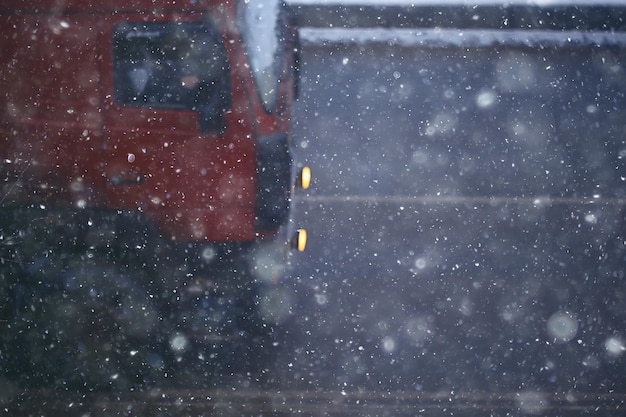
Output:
[{"xmin": 0, "ymin": 0, "xmax": 309, "ymax": 389}]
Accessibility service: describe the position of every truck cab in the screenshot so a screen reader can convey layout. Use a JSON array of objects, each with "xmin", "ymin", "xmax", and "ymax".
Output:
[
  {"xmin": 0, "ymin": 0, "xmax": 308, "ymax": 389},
  {"xmin": 0, "ymin": 0, "xmax": 305, "ymax": 246}
]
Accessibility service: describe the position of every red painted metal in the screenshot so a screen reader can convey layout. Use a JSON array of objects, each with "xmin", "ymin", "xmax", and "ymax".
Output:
[{"xmin": 0, "ymin": 0, "xmax": 297, "ymax": 243}]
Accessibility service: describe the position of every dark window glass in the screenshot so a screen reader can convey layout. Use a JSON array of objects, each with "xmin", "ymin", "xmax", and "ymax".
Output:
[{"xmin": 113, "ymin": 22, "xmax": 230, "ymax": 130}]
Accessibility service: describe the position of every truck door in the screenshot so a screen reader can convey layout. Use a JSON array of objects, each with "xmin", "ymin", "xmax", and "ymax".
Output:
[{"xmin": 102, "ymin": 21, "xmax": 237, "ymax": 215}]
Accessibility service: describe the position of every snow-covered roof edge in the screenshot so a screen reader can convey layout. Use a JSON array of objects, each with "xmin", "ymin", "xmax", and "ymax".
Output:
[{"xmin": 300, "ymin": 27, "xmax": 626, "ymax": 47}]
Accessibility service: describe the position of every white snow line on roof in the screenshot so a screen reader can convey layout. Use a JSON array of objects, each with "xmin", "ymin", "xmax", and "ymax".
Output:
[{"xmin": 299, "ymin": 27, "xmax": 626, "ymax": 47}]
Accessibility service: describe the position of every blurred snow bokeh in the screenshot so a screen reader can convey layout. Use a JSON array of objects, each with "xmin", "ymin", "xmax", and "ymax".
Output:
[{"xmin": 282, "ymin": 18, "xmax": 626, "ymax": 395}]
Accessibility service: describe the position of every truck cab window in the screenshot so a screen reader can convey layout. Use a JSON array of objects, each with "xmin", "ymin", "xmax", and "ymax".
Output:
[
  {"xmin": 238, "ymin": 0, "xmax": 285, "ymax": 112},
  {"xmin": 113, "ymin": 23, "xmax": 231, "ymax": 131}
]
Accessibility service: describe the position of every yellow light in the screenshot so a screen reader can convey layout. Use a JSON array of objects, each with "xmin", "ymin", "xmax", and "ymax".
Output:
[
  {"xmin": 297, "ymin": 228, "xmax": 307, "ymax": 252},
  {"xmin": 300, "ymin": 166, "xmax": 311, "ymax": 189}
]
